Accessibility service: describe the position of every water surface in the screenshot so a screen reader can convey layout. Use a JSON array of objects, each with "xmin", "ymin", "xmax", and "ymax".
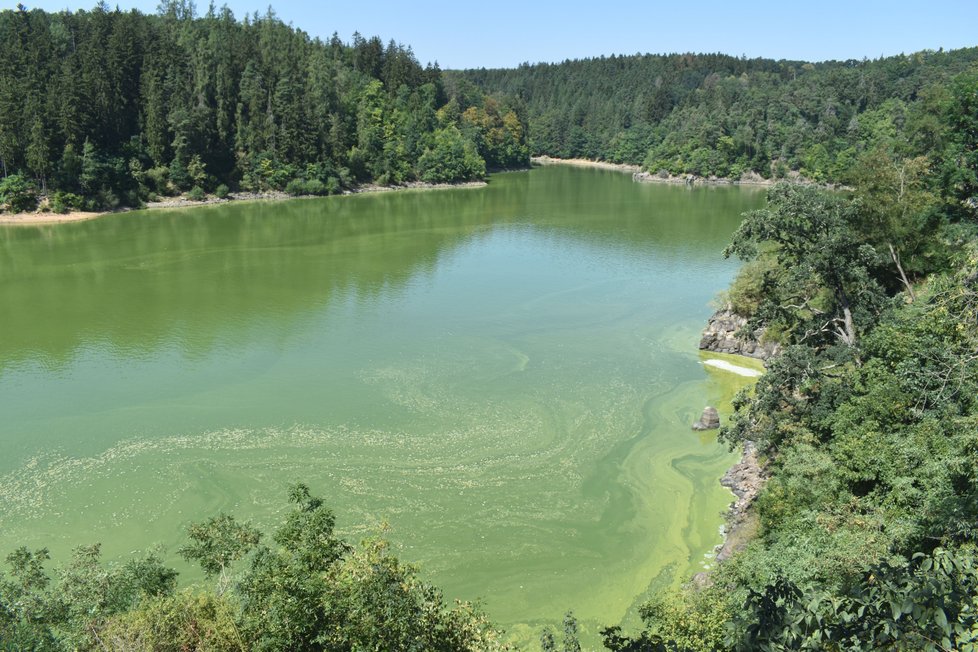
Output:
[{"xmin": 0, "ymin": 166, "xmax": 763, "ymax": 644}]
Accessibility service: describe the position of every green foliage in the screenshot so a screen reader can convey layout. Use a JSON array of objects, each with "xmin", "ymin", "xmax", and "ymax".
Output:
[
  {"xmin": 417, "ymin": 126, "xmax": 486, "ymax": 183},
  {"xmin": 214, "ymin": 183, "xmax": 230, "ymax": 199},
  {"xmin": 178, "ymin": 513, "xmax": 261, "ymax": 580},
  {"xmin": 734, "ymin": 548, "xmax": 978, "ymax": 651},
  {"xmin": 186, "ymin": 185, "xmax": 205, "ymax": 201},
  {"xmin": 724, "ymin": 254, "xmax": 780, "ymax": 318},
  {"xmin": 724, "ymin": 183, "xmax": 886, "ymax": 347},
  {"xmin": 230, "ymin": 483, "xmax": 509, "ymax": 651},
  {"xmin": 284, "ymin": 178, "xmax": 333, "ymax": 196},
  {"xmin": 0, "ymin": 7, "xmax": 527, "ymax": 208},
  {"xmin": 0, "ymin": 547, "xmax": 56, "ymax": 651},
  {"xmin": 940, "ymin": 68, "xmax": 978, "ymax": 220},
  {"xmin": 561, "ymin": 611, "xmax": 581, "ymax": 652},
  {"xmin": 0, "ymin": 543, "xmax": 177, "ymax": 651},
  {"xmin": 541, "ymin": 626, "xmax": 557, "ymax": 651},
  {"xmin": 608, "ymin": 86, "xmax": 978, "ymax": 651},
  {"xmin": 187, "ymin": 154, "xmax": 207, "ymax": 189},
  {"xmin": 850, "ymin": 147, "xmax": 940, "ymax": 295},
  {"xmin": 638, "ymin": 587, "xmax": 730, "ymax": 652},
  {"xmin": 459, "ymin": 98, "xmax": 529, "ymax": 170},
  {"xmin": 600, "ymin": 586, "xmax": 731, "ymax": 652},
  {"xmin": 99, "ymin": 590, "xmax": 242, "ymax": 652},
  {"xmin": 0, "ymin": 173, "xmax": 37, "ymax": 212},
  {"xmin": 1, "ymin": 486, "xmax": 510, "ymax": 651},
  {"xmin": 459, "ymin": 48, "xmax": 978, "ymax": 180}
]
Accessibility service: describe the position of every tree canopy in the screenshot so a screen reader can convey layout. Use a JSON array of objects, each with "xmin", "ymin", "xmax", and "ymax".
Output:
[{"xmin": 0, "ymin": 3, "xmax": 529, "ymax": 213}]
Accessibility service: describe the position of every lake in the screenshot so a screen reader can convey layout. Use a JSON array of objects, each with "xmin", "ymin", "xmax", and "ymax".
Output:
[{"xmin": 0, "ymin": 165, "xmax": 763, "ymax": 644}]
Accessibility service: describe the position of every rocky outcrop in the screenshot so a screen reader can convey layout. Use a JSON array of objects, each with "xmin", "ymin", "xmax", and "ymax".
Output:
[
  {"xmin": 716, "ymin": 441, "xmax": 764, "ymax": 562},
  {"xmin": 698, "ymin": 307, "xmax": 781, "ymax": 361},
  {"xmin": 631, "ymin": 170, "xmax": 776, "ymax": 186},
  {"xmin": 691, "ymin": 406, "xmax": 720, "ymax": 431}
]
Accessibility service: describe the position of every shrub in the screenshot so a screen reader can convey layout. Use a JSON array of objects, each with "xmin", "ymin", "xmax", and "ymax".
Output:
[
  {"xmin": 304, "ymin": 179, "xmax": 326, "ymax": 195},
  {"xmin": 144, "ymin": 166, "xmax": 170, "ymax": 194},
  {"xmin": 285, "ymin": 178, "xmax": 306, "ymax": 196},
  {"xmin": 0, "ymin": 174, "xmax": 38, "ymax": 213},
  {"xmin": 187, "ymin": 186, "xmax": 206, "ymax": 201},
  {"xmin": 50, "ymin": 191, "xmax": 84, "ymax": 214},
  {"xmin": 214, "ymin": 183, "xmax": 230, "ymax": 199}
]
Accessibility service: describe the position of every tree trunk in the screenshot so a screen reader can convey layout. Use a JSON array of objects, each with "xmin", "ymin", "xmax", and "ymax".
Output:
[
  {"xmin": 842, "ymin": 306, "xmax": 856, "ymax": 347},
  {"xmin": 888, "ymin": 242, "xmax": 916, "ymax": 302}
]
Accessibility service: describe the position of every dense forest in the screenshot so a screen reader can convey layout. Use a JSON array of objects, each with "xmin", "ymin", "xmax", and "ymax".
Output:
[
  {"xmin": 0, "ymin": 2, "xmax": 528, "ymax": 214},
  {"xmin": 455, "ymin": 49, "xmax": 978, "ymax": 184},
  {"xmin": 3, "ymin": 3, "xmax": 978, "ymax": 651}
]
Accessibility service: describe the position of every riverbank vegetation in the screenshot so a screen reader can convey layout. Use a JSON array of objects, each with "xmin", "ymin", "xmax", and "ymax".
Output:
[
  {"xmin": 0, "ymin": 2, "xmax": 528, "ymax": 215},
  {"xmin": 599, "ymin": 61, "xmax": 978, "ymax": 652},
  {"xmin": 456, "ymin": 48, "xmax": 978, "ymax": 184}
]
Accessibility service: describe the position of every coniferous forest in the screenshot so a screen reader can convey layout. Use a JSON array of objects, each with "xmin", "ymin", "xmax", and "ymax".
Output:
[
  {"xmin": 2, "ymin": 3, "xmax": 978, "ymax": 652},
  {"xmin": 0, "ymin": 1, "xmax": 528, "ymax": 214}
]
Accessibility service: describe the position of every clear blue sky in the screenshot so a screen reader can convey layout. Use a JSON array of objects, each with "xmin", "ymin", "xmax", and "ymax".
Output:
[{"xmin": 16, "ymin": 0, "xmax": 978, "ymax": 69}]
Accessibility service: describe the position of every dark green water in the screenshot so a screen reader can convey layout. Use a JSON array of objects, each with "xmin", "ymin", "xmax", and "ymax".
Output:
[{"xmin": 0, "ymin": 166, "xmax": 763, "ymax": 645}]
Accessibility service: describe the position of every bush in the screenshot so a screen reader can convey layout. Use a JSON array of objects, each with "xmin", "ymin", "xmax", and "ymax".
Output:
[
  {"xmin": 187, "ymin": 186, "xmax": 206, "ymax": 201},
  {"xmin": 285, "ymin": 178, "xmax": 307, "ymax": 196},
  {"xmin": 100, "ymin": 591, "xmax": 240, "ymax": 652},
  {"xmin": 726, "ymin": 254, "xmax": 780, "ymax": 317},
  {"xmin": 50, "ymin": 191, "xmax": 85, "ymax": 214},
  {"xmin": 144, "ymin": 166, "xmax": 170, "ymax": 194},
  {"xmin": 304, "ymin": 179, "xmax": 326, "ymax": 195},
  {"xmin": 285, "ymin": 178, "xmax": 330, "ymax": 196},
  {"xmin": 214, "ymin": 183, "xmax": 230, "ymax": 199},
  {"xmin": 0, "ymin": 174, "xmax": 38, "ymax": 213}
]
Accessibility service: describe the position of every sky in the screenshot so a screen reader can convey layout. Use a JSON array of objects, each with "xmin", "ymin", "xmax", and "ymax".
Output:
[{"xmin": 15, "ymin": 0, "xmax": 978, "ymax": 70}]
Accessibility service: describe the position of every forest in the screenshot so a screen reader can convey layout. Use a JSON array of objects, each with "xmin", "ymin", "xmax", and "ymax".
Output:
[
  {"xmin": 455, "ymin": 48, "xmax": 978, "ymax": 184},
  {"xmin": 0, "ymin": 2, "xmax": 528, "ymax": 215},
  {"xmin": 2, "ymin": 2, "xmax": 978, "ymax": 651}
]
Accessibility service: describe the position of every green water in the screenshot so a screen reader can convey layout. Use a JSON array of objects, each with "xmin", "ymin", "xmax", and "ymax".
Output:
[{"xmin": 0, "ymin": 166, "xmax": 762, "ymax": 645}]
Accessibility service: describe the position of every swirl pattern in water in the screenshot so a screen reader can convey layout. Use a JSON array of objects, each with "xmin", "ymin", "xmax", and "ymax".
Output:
[{"xmin": 0, "ymin": 166, "xmax": 764, "ymax": 644}]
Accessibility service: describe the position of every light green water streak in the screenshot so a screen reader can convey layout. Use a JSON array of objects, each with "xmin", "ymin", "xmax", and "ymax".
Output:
[{"xmin": 0, "ymin": 166, "xmax": 763, "ymax": 647}]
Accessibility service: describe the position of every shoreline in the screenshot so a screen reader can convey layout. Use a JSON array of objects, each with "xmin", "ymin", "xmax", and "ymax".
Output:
[
  {"xmin": 531, "ymin": 154, "xmax": 773, "ymax": 186},
  {"xmin": 0, "ymin": 179, "xmax": 488, "ymax": 226},
  {"xmin": 695, "ymin": 349, "xmax": 768, "ymax": 584},
  {"xmin": 632, "ymin": 170, "xmax": 775, "ymax": 187},
  {"xmin": 531, "ymin": 155, "xmax": 642, "ymax": 173},
  {"xmin": 531, "ymin": 154, "xmax": 841, "ymax": 190}
]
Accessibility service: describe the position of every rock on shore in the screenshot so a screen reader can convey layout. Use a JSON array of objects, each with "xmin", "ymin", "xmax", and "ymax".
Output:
[
  {"xmin": 699, "ymin": 307, "xmax": 781, "ymax": 361},
  {"xmin": 716, "ymin": 441, "xmax": 764, "ymax": 562},
  {"xmin": 692, "ymin": 406, "xmax": 721, "ymax": 430}
]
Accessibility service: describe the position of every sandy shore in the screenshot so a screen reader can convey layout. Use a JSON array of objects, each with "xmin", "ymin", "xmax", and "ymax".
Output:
[
  {"xmin": 0, "ymin": 180, "xmax": 489, "ymax": 226},
  {"xmin": 531, "ymin": 155, "xmax": 642, "ymax": 173},
  {"xmin": 531, "ymin": 155, "xmax": 781, "ymax": 187},
  {"xmin": 0, "ymin": 210, "xmax": 110, "ymax": 226}
]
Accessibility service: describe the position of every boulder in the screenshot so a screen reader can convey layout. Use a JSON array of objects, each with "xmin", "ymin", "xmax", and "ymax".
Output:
[{"xmin": 692, "ymin": 406, "xmax": 720, "ymax": 430}]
